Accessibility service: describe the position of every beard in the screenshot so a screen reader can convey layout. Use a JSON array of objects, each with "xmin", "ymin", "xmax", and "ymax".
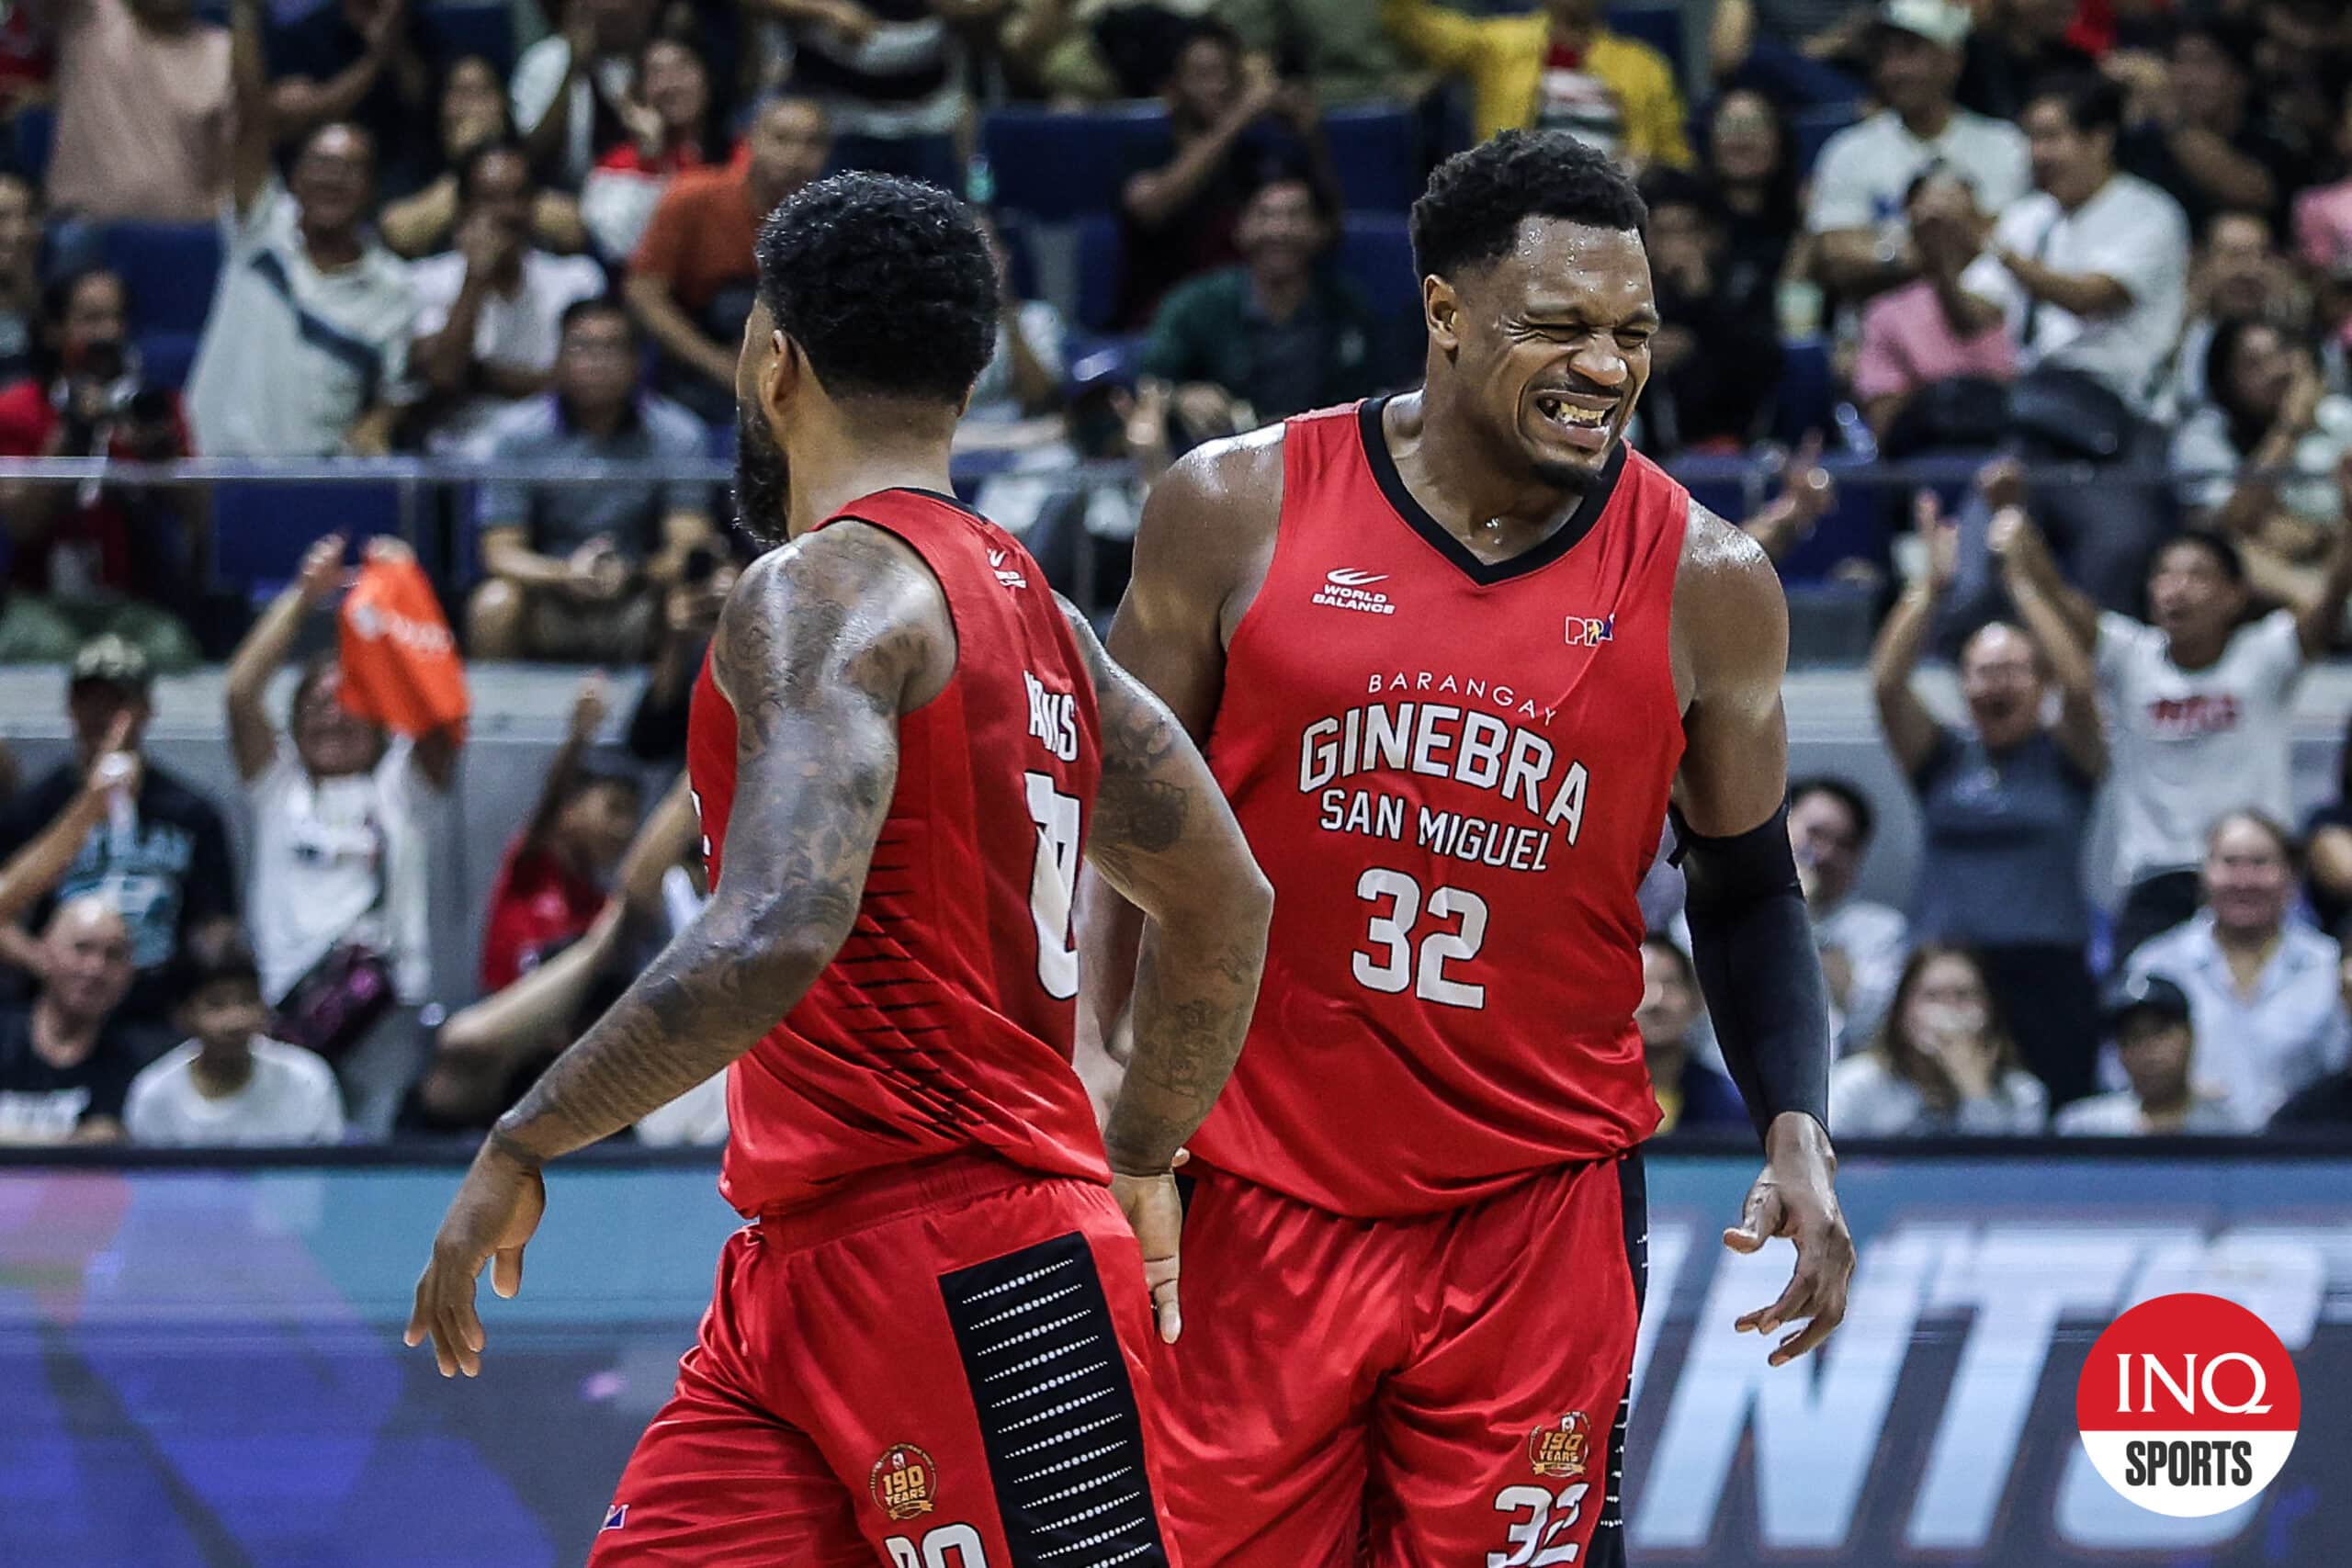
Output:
[{"xmin": 733, "ymin": 404, "xmax": 792, "ymax": 547}]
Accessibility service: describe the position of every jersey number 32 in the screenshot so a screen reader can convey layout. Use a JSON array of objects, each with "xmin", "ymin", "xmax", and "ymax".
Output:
[{"xmin": 1353, "ymin": 867, "xmax": 1488, "ymax": 1010}]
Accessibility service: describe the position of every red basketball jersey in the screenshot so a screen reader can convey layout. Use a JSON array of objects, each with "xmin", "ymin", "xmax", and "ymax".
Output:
[
  {"xmin": 1193, "ymin": 400, "xmax": 1687, "ymax": 1217},
  {"xmin": 685, "ymin": 490, "xmax": 1105, "ymax": 1216}
]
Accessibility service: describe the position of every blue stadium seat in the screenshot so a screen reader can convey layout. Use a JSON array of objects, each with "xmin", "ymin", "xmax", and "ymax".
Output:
[
  {"xmin": 1075, "ymin": 214, "xmax": 1124, "ymax": 334},
  {"xmin": 981, "ymin": 106, "xmax": 1170, "ymax": 222},
  {"xmin": 10, "ymin": 103, "xmax": 51, "ymax": 184},
  {"xmin": 830, "ymin": 132, "xmax": 962, "ymax": 189},
  {"xmin": 1607, "ymin": 5, "xmax": 1686, "ymax": 83},
  {"xmin": 99, "ymin": 222, "xmax": 225, "ymax": 339},
  {"xmin": 136, "ymin": 332, "xmax": 200, "ymax": 392},
  {"xmin": 420, "ymin": 2, "xmax": 515, "ymax": 78},
  {"xmin": 1321, "ymin": 103, "xmax": 1419, "ymax": 213},
  {"xmin": 1770, "ymin": 336, "xmax": 1835, "ymax": 446},
  {"xmin": 1335, "ymin": 215, "xmax": 1422, "ymax": 383},
  {"xmin": 1777, "ymin": 453, "xmax": 1894, "ymax": 582},
  {"xmin": 212, "ymin": 481, "xmax": 401, "ymax": 592},
  {"xmin": 1793, "ymin": 105, "xmax": 1860, "ymax": 177}
]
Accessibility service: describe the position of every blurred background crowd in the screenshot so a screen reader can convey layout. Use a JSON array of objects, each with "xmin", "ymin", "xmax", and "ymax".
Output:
[{"xmin": 3, "ymin": 0, "xmax": 2352, "ymax": 1149}]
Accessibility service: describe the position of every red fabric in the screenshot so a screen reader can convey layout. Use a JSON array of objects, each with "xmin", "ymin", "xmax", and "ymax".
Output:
[
  {"xmin": 1545, "ymin": 38, "xmax": 1585, "ymax": 69},
  {"xmin": 686, "ymin": 491, "xmax": 1104, "ymax": 1218},
  {"xmin": 0, "ymin": 378, "xmax": 190, "ymax": 595},
  {"xmin": 594, "ymin": 137, "xmax": 713, "ymax": 176},
  {"xmin": 0, "ymin": 8, "xmax": 52, "ymax": 110},
  {"xmin": 337, "ymin": 552, "xmax": 469, "ymax": 739},
  {"xmin": 1156, "ymin": 1158, "xmax": 1639, "ymax": 1567},
  {"xmin": 480, "ymin": 838, "xmax": 605, "ymax": 992},
  {"xmin": 1189, "ymin": 402, "xmax": 1682, "ymax": 1218},
  {"xmin": 587, "ymin": 1156, "xmax": 1182, "ymax": 1567},
  {"xmin": 2067, "ymin": 0, "xmax": 2117, "ymax": 56}
]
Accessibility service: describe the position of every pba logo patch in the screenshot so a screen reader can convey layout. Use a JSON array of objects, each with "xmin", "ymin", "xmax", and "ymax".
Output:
[
  {"xmin": 1564, "ymin": 615, "xmax": 1614, "ymax": 649},
  {"xmin": 600, "ymin": 1504, "xmax": 628, "ymax": 1532},
  {"xmin": 871, "ymin": 1443, "xmax": 939, "ymax": 1522},
  {"xmin": 1528, "ymin": 1412, "xmax": 1591, "ymax": 1479},
  {"xmin": 2075, "ymin": 1292, "xmax": 2300, "ymax": 1517}
]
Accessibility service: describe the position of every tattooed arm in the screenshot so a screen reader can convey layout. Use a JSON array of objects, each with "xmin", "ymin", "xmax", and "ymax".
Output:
[
  {"xmin": 407, "ymin": 523, "xmax": 950, "ymax": 1377},
  {"xmin": 1060, "ymin": 597, "xmax": 1272, "ymax": 1343}
]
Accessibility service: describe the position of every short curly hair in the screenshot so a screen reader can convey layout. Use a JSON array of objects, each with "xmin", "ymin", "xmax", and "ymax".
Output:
[
  {"xmin": 1409, "ymin": 130, "xmax": 1648, "ymax": 282},
  {"xmin": 754, "ymin": 173, "xmax": 997, "ymax": 405}
]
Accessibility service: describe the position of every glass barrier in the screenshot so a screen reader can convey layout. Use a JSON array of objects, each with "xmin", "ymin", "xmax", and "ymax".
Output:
[{"xmin": 1, "ymin": 1147, "xmax": 2346, "ymax": 1565}]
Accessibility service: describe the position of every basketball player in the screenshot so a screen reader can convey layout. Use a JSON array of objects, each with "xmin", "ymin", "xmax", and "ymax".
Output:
[
  {"xmin": 409, "ymin": 174, "xmax": 1272, "ymax": 1567},
  {"xmin": 1078, "ymin": 130, "xmax": 1858, "ymax": 1565}
]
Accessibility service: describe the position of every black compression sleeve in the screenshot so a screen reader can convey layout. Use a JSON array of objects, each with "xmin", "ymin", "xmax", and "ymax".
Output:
[{"xmin": 1670, "ymin": 802, "xmax": 1833, "ymax": 1144}]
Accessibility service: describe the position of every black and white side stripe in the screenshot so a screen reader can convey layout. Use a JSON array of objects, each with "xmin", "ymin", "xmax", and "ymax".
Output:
[
  {"xmin": 940, "ymin": 1232, "xmax": 1171, "ymax": 1567},
  {"xmin": 1589, "ymin": 1148, "xmax": 1648, "ymax": 1568}
]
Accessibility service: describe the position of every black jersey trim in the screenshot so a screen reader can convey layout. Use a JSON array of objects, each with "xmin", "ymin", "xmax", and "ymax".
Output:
[
  {"xmin": 1587, "ymin": 1147, "xmax": 1647, "ymax": 1568},
  {"xmin": 1354, "ymin": 394, "xmax": 1625, "ymax": 587}
]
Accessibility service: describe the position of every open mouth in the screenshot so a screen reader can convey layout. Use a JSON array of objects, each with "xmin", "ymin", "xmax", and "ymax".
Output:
[{"xmin": 1534, "ymin": 393, "xmax": 1613, "ymax": 430}]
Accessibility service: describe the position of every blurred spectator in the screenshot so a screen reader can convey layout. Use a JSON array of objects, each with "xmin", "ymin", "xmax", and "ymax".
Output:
[
  {"xmin": 581, "ymin": 35, "xmax": 722, "ymax": 263},
  {"xmin": 2290, "ymin": 77, "xmax": 2352, "ymax": 281},
  {"xmin": 2054, "ymin": 972, "xmax": 2234, "ymax": 1134},
  {"xmin": 0, "ymin": 266, "xmax": 203, "ymax": 669},
  {"xmin": 1873, "ymin": 502, "xmax": 2103, "ymax": 1102},
  {"xmin": 962, "ymin": 210, "xmax": 1066, "ymax": 433},
  {"xmin": 1701, "ymin": 88, "xmax": 1804, "ymax": 314},
  {"xmin": 2271, "ymin": 948, "xmax": 2352, "ymax": 1129},
  {"xmin": 187, "ymin": 109, "xmax": 418, "ymax": 456},
  {"xmin": 625, "ymin": 91, "xmax": 829, "ymax": 423},
  {"xmin": 1707, "ymin": 0, "xmax": 1871, "ymax": 109},
  {"xmin": 2305, "ymin": 712, "xmax": 2352, "ymax": 934},
  {"xmin": 408, "ymin": 142, "xmax": 606, "ymax": 452},
  {"xmin": 626, "ymin": 541, "xmax": 738, "ymax": 764},
  {"xmin": 2172, "ymin": 318, "xmax": 2352, "ymax": 614},
  {"xmin": 2118, "ymin": 17, "xmax": 2303, "ymax": 239},
  {"xmin": 1827, "ymin": 943, "xmax": 2049, "ymax": 1134},
  {"xmin": 1220, "ymin": 0, "xmax": 1419, "ymax": 107},
  {"xmin": 2127, "ymin": 810, "xmax": 2350, "ymax": 1127},
  {"xmin": 265, "ymin": 0, "xmax": 434, "ymax": 199},
  {"xmin": 469, "ymin": 299, "xmax": 716, "ymax": 663},
  {"xmin": 0, "ymin": 2, "xmax": 52, "ymax": 122},
  {"xmin": 124, "ymin": 929, "xmax": 344, "ymax": 1145},
  {"xmin": 0, "ymin": 896, "xmax": 148, "ymax": 1143},
  {"xmin": 1736, "ymin": 438, "xmax": 1840, "ymax": 565},
  {"xmin": 2164, "ymin": 209, "xmax": 2310, "ymax": 420},
  {"xmin": 1640, "ymin": 171, "xmax": 1780, "ymax": 453},
  {"xmin": 1806, "ymin": 0, "xmax": 2029, "ymax": 300},
  {"xmin": 1139, "ymin": 171, "xmax": 1376, "ymax": 434},
  {"xmin": 512, "ymin": 0, "xmax": 656, "ymax": 189},
  {"xmin": 47, "ymin": 0, "xmax": 232, "ymax": 225},
  {"xmin": 1116, "ymin": 18, "xmax": 1319, "ymax": 329},
  {"xmin": 380, "ymin": 54, "xmax": 586, "ymax": 259},
  {"xmin": 1853, "ymin": 168, "xmax": 2017, "ymax": 446},
  {"xmin": 1380, "ymin": 0, "xmax": 1690, "ymax": 164},
  {"xmin": 1957, "ymin": 0, "xmax": 2092, "ymax": 124},
  {"xmin": 763, "ymin": 0, "xmax": 963, "ymax": 141},
  {"xmin": 481, "ymin": 677, "xmax": 641, "ymax": 990},
  {"xmin": 1635, "ymin": 932, "xmax": 1744, "ymax": 1134},
  {"xmin": 2005, "ymin": 516, "xmax": 2352, "ymax": 962},
  {"xmin": 225, "ymin": 533, "xmax": 459, "ymax": 1138},
  {"xmin": 0, "ymin": 637, "xmax": 236, "ymax": 1030},
  {"xmin": 1789, "ymin": 774, "xmax": 1909, "ymax": 1053},
  {"xmin": 0, "ymin": 174, "xmax": 41, "ymax": 385}
]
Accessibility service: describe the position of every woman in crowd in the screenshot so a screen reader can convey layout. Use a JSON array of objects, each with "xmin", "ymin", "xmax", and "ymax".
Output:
[
  {"xmin": 1701, "ymin": 86, "xmax": 1804, "ymax": 314},
  {"xmin": 582, "ymin": 34, "xmax": 726, "ymax": 263},
  {"xmin": 1871, "ymin": 497, "xmax": 2104, "ymax": 1104},
  {"xmin": 223, "ymin": 533, "xmax": 462, "ymax": 1138},
  {"xmin": 380, "ymin": 55, "xmax": 585, "ymax": 258},
  {"xmin": 1829, "ymin": 944, "xmax": 2050, "ymax": 1136}
]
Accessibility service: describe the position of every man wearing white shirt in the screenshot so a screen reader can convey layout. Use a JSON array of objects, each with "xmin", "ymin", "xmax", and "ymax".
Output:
[
  {"xmin": 125, "ymin": 931, "xmax": 344, "ymax": 1146},
  {"xmin": 1806, "ymin": 0, "xmax": 2030, "ymax": 299}
]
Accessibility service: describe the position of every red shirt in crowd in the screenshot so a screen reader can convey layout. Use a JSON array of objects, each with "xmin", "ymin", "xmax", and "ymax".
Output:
[
  {"xmin": 479, "ymin": 835, "xmax": 606, "ymax": 992},
  {"xmin": 0, "ymin": 378, "xmax": 190, "ymax": 596}
]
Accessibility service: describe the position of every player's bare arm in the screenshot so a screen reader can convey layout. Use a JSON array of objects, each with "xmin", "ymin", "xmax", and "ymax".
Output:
[
  {"xmin": 406, "ymin": 522, "xmax": 949, "ymax": 1378},
  {"xmin": 1074, "ymin": 433, "xmax": 1282, "ymax": 1072},
  {"xmin": 1670, "ymin": 499, "xmax": 1857, "ymax": 1369},
  {"xmin": 1061, "ymin": 594, "xmax": 1274, "ymax": 1343}
]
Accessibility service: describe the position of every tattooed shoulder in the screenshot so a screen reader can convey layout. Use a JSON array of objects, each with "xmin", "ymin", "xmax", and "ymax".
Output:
[
  {"xmin": 714, "ymin": 523, "xmax": 956, "ymax": 731},
  {"xmin": 1055, "ymin": 594, "xmax": 1190, "ymax": 870}
]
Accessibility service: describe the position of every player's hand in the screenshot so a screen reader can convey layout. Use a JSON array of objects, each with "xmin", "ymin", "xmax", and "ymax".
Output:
[
  {"xmin": 406, "ymin": 1136, "xmax": 546, "ymax": 1377},
  {"xmin": 1110, "ymin": 1156, "xmax": 1187, "ymax": 1346},
  {"xmin": 1724, "ymin": 1113, "xmax": 1853, "ymax": 1368}
]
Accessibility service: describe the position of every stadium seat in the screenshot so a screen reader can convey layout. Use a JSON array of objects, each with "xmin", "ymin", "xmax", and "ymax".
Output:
[
  {"xmin": 1074, "ymin": 214, "xmax": 1124, "ymax": 334},
  {"xmin": 1770, "ymin": 336, "xmax": 1835, "ymax": 447},
  {"xmin": 1793, "ymin": 105, "xmax": 1860, "ymax": 177},
  {"xmin": 99, "ymin": 222, "xmax": 225, "ymax": 339},
  {"xmin": 1335, "ymin": 215, "xmax": 1422, "ymax": 384},
  {"xmin": 981, "ymin": 105, "xmax": 1170, "ymax": 222},
  {"xmin": 136, "ymin": 332, "xmax": 200, "ymax": 392},
  {"xmin": 10, "ymin": 103, "xmax": 51, "ymax": 184},
  {"xmin": 830, "ymin": 132, "xmax": 962, "ymax": 190},
  {"xmin": 1777, "ymin": 453, "xmax": 1894, "ymax": 582},
  {"xmin": 212, "ymin": 481, "xmax": 401, "ymax": 592},
  {"xmin": 1321, "ymin": 103, "xmax": 1419, "ymax": 213},
  {"xmin": 420, "ymin": 1, "xmax": 516, "ymax": 78}
]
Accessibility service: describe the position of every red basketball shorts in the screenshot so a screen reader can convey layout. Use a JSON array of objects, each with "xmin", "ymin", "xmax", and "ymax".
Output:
[
  {"xmin": 589, "ymin": 1155, "xmax": 1184, "ymax": 1567},
  {"xmin": 1153, "ymin": 1150, "xmax": 1645, "ymax": 1568}
]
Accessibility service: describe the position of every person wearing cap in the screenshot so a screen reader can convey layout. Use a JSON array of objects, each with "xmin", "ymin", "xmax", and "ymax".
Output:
[
  {"xmin": 2126, "ymin": 810, "xmax": 2351, "ymax": 1129},
  {"xmin": 1805, "ymin": 0, "xmax": 2030, "ymax": 299},
  {"xmin": 2053, "ymin": 974, "xmax": 2234, "ymax": 1134},
  {"xmin": 0, "ymin": 636, "xmax": 237, "ymax": 1032}
]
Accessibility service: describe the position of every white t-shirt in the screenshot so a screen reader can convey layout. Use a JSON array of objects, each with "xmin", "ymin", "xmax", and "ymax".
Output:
[
  {"xmin": 409, "ymin": 248, "xmax": 607, "ymax": 452},
  {"xmin": 1961, "ymin": 175, "xmax": 2189, "ymax": 413},
  {"xmin": 1804, "ymin": 108, "xmax": 2030, "ymax": 239},
  {"xmin": 2097, "ymin": 608, "xmax": 2302, "ymax": 884},
  {"xmin": 187, "ymin": 181, "xmax": 417, "ymax": 456},
  {"xmin": 510, "ymin": 38, "xmax": 636, "ymax": 190},
  {"xmin": 245, "ymin": 738, "xmax": 440, "ymax": 1005},
  {"xmin": 2052, "ymin": 1089, "xmax": 2236, "ymax": 1135},
  {"xmin": 124, "ymin": 1037, "xmax": 345, "ymax": 1145}
]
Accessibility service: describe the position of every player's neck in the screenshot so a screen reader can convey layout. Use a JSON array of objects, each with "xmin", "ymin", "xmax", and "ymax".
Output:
[
  {"xmin": 782, "ymin": 435, "xmax": 958, "ymax": 541},
  {"xmin": 1396, "ymin": 387, "xmax": 1597, "ymax": 539}
]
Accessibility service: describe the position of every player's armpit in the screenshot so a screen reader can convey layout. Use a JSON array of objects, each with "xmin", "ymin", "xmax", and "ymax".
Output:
[
  {"xmin": 1060, "ymin": 595, "xmax": 1272, "ymax": 1177},
  {"xmin": 489, "ymin": 525, "xmax": 951, "ymax": 1167}
]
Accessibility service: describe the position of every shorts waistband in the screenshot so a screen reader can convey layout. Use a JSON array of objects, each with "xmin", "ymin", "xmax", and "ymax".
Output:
[{"xmin": 755, "ymin": 1154, "xmax": 1049, "ymax": 1251}]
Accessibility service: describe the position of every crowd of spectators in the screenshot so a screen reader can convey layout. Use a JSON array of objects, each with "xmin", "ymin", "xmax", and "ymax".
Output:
[{"xmin": 4, "ymin": 0, "xmax": 2352, "ymax": 1145}]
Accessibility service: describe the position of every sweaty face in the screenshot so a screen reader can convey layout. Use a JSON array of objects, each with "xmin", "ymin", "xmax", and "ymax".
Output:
[
  {"xmin": 734, "ymin": 304, "xmax": 792, "ymax": 545},
  {"xmin": 1959, "ymin": 623, "xmax": 2044, "ymax": 749},
  {"xmin": 2203, "ymin": 818, "xmax": 2291, "ymax": 934},
  {"xmin": 1441, "ymin": 220, "xmax": 1656, "ymax": 490},
  {"xmin": 1634, "ymin": 946, "xmax": 1700, "ymax": 1050},
  {"xmin": 2147, "ymin": 542, "xmax": 2244, "ymax": 650}
]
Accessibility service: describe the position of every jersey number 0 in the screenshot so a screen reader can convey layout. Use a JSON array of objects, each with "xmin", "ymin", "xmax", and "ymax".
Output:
[{"xmin": 1023, "ymin": 772, "xmax": 1081, "ymax": 999}]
